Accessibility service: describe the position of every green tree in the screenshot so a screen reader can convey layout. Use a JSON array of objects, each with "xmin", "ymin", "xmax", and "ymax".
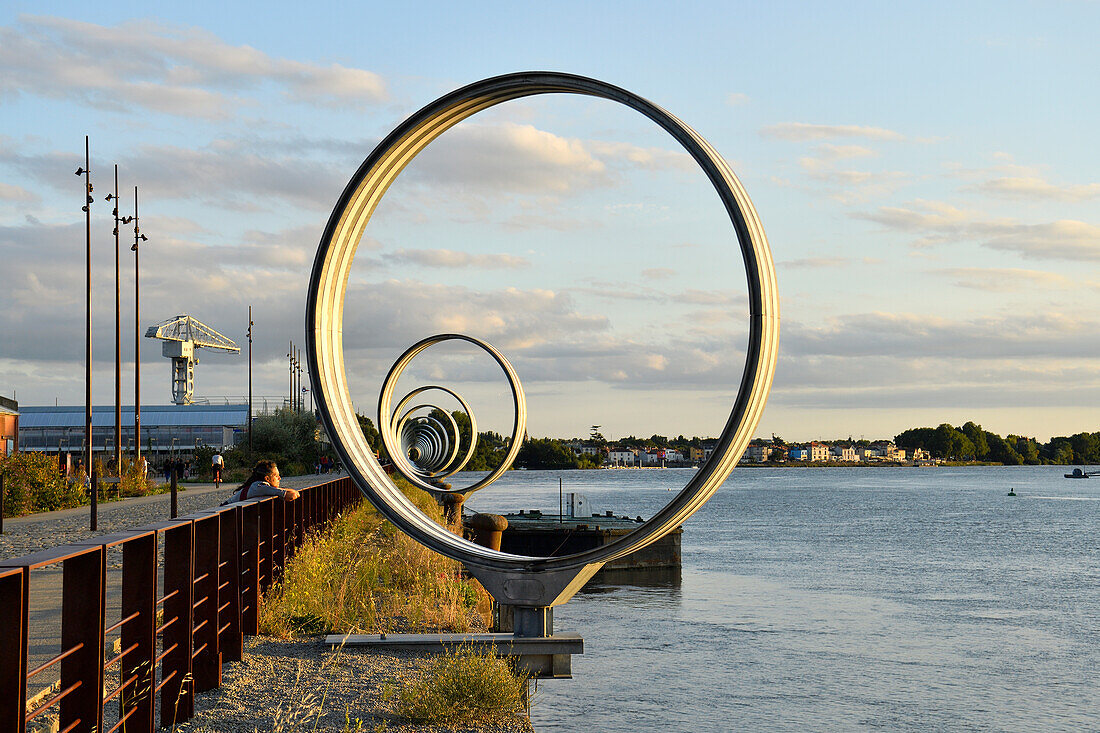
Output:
[
  {"xmin": 1007, "ymin": 435, "xmax": 1040, "ymax": 465},
  {"xmin": 356, "ymin": 413, "xmax": 384, "ymax": 457},
  {"xmin": 1069, "ymin": 432, "xmax": 1100, "ymax": 464},
  {"xmin": 468, "ymin": 430, "xmax": 507, "ymax": 471},
  {"xmin": 961, "ymin": 422, "xmax": 989, "ymax": 460},
  {"xmin": 246, "ymin": 408, "xmax": 325, "ymax": 473},
  {"xmin": 1043, "ymin": 436, "xmax": 1075, "ymax": 464},
  {"xmin": 516, "ymin": 438, "xmax": 578, "ymax": 469},
  {"xmin": 986, "ymin": 433, "xmax": 1023, "ymax": 465},
  {"xmin": 895, "ymin": 427, "xmax": 936, "ymax": 453}
]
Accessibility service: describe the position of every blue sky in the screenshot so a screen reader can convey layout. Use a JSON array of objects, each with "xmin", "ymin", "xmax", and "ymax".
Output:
[{"xmin": 1, "ymin": 1, "xmax": 1098, "ymax": 442}]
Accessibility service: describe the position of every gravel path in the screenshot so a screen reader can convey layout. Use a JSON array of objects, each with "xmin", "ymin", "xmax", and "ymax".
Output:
[
  {"xmin": 176, "ymin": 637, "xmax": 534, "ymax": 733},
  {"xmin": 0, "ymin": 472, "xmax": 338, "ymax": 560}
]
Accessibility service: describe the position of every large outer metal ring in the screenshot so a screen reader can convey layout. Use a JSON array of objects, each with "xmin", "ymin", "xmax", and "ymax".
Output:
[{"xmin": 306, "ymin": 71, "xmax": 780, "ymax": 574}]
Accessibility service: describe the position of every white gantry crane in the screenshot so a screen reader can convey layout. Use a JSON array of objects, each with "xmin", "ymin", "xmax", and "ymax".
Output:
[{"xmin": 145, "ymin": 314, "xmax": 240, "ymax": 405}]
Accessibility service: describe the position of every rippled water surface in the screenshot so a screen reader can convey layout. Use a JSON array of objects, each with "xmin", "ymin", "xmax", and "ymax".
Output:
[{"xmin": 462, "ymin": 466, "xmax": 1100, "ymax": 731}]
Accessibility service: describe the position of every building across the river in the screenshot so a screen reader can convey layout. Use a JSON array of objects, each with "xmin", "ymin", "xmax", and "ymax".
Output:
[{"xmin": 18, "ymin": 403, "xmax": 249, "ymax": 457}]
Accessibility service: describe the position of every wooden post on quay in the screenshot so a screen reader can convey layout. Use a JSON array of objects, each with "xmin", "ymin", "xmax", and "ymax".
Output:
[
  {"xmin": 90, "ymin": 462, "xmax": 98, "ymax": 531},
  {"xmin": 171, "ymin": 464, "xmax": 179, "ymax": 519}
]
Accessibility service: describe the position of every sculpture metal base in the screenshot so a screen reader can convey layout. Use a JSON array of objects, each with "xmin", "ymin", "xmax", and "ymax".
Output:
[{"xmin": 326, "ymin": 631, "xmax": 582, "ymax": 679}]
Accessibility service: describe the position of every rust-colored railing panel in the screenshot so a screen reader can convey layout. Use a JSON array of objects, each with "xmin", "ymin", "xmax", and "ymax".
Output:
[
  {"xmin": 120, "ymin": 531, "xmax": 156, "ymax": 733},
  {"xmin": 0, "ymin": 566, "xmax": 26, "ymax": 732},
  {"xmin": 160, "ymin": 520, "xmax": 194, "ymax": 728},
  {"xmin": 240, "ymin": 502, "xmax": 261, "ymax": 636},
  {"xmin": 0, "ymin": 478, "xmax": 358, "ymax": 733},
  {"xmin": 217, "ymin": 508, "xmax": 243, "ymax": 663},
  {"xmin": 60, "ymin": 546, "xmax": 106, "ymax": 733},
  {"xmin": 191, "ymin": 513, "xmax": 222, "ymax": 693}
]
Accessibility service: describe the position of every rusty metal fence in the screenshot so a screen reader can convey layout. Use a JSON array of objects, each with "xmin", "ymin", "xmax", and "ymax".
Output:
[{"xmin": 0, "ymin": 476, "xmax": 360, "ymax": 733}]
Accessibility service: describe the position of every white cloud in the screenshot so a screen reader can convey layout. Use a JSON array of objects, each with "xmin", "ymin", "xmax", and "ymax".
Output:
[
  {"xmin": 0, "ymin": 15, "xmax": 386, "ymax": 119},
  {"xmin": 587, "ymin": 141, "xmax": 693, "ymax": 172},
  {"xmin": 859, "ymin": 199, "xmax": 1100, "ymax": 261},
  {"xmin": 812, "ymin": 144, "xmax": 876, "ymax": 161},
  {"xmin": 796, "ymin": 150, "xmax": 907, "ymax": 203},
  {"xmin": 726, "ymin": 93, "xmax": 750, "ymax": 106},
  {"xmin": 932, "ymin": 267, "xmax": 1075, "ymax": 292},
  {"xmin": 406, "ymin": 122, "xmax": 609, "ymax": 194},
  {"xmin": 0, "ymin": 139, "xmax": 348, "ymax": 211},
  {"xmin": 781, "ymin": 257, "xmax": 854, "ymax": 270},
  {"xmin": 784, "ymin": 311, "xmax": 1100, "ymax": 359},
  {"xmin": 0, "ymin": 182, "xmax": 38, "ymax": 204},
  {"xmin": 761, "ymin": 122, "xmax": 905, "ymax": 142},
  {"xmin": 387, "ymin": 248, "xmax": 530, "ymax": 270},
  {"xmin": 972, "ymin": 176, "xmax": 1100, "ymax": 202}
]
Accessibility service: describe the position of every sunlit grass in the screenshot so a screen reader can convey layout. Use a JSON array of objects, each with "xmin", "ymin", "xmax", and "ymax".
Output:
[
  {"xmin": 387, "ymin": 643, "xmax": 529, "ymax": 726},
  {"xmin": 258, "ymin": 477, "xmax": 491, "ymax": 637}
]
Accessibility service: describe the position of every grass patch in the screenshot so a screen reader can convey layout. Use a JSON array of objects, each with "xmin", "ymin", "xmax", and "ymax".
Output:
[
  {"xmin": 259, "ymin": 477, "xmax": 491, "ymax": 637},
  {"xmin": 387, "ymin": 644, "xmax": 529, "ymax": 726}
]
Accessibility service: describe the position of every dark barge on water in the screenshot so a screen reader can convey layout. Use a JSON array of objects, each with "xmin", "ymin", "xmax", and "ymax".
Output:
[{"xmin": 490, "ymin": 494, "xmax": 682, "ymax": 586}]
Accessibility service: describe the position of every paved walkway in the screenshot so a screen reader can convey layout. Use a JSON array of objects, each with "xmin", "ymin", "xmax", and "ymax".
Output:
[{"xmin": 0, "ymin": 472, "xmax": 340, "ymax": 561}]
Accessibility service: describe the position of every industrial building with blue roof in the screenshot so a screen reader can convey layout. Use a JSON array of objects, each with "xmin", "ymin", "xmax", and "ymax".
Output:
[{"xmin": 18, "ymin": 403, "xmax": 249, "ymax": 456}]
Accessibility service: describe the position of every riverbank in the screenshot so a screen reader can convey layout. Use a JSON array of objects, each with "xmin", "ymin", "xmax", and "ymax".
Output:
[{"xmin": 181, "ymin": 480, "xmax": 531, "ymax": 732}]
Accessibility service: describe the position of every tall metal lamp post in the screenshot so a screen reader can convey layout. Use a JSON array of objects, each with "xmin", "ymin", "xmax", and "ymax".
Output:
[
  {"xmin": 296, "ymin": 346, "xmax": 303, "ymax": 414},
  {"xmin": 76, "ymin": 137, "xmax": 96, "ymax": 530},
  {"xmin": 105, "ymin": 166, "xmax": 123, "ymax": 475},
  {"xmin": 287, "ymin": 342, "xmax": 295, "ymax": 411},
  {"xmin": 131, "ymin": 186, "xmax": 147, "ymax": 461},
  {"xmin": 247, "ymin": 307, "xmax": 254, "ymax": 450}
]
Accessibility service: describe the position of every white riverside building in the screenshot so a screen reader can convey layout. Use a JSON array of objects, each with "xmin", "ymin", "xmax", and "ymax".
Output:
[{"xmin": 18, "ymin": 403, "xmax": 251, "ymax": 457}]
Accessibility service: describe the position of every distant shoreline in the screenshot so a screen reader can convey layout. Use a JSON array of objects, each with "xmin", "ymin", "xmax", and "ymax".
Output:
[{"xmin": 592, "ymin": 461, "xmax": 1060, "ymax": 470}]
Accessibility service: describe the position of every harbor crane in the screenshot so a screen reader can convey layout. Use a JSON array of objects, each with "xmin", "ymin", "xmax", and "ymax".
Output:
[{"xmin": 145, "ymin": 314, "xmax": 240, "ymax": 405}]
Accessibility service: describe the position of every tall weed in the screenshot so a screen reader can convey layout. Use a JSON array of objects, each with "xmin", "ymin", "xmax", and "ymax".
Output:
[
  {"xmin": 389, "ymin": 644, "xmax": 528, "ymax": 726},
  {"xmin": 259, "ymin": 478, "xmax": 491, "ymax": 636}
]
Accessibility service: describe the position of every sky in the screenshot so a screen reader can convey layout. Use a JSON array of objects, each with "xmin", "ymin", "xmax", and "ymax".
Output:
[{"xmin": 1, "ymin": 1, "xmax": 1098, "ymax": 443}]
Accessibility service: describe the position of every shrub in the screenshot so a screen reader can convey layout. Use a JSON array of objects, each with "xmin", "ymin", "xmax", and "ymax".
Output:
[
  {"xmin": 389, "ymin": 644, "xmax": 528, "ymax": 726},
  {"xmin": 117, "ymin": 456, "xmax": 152, "ymax": 497},
  {"xmin": 0, "ymin": 452, "xmax": 85, "ymax": 516}
]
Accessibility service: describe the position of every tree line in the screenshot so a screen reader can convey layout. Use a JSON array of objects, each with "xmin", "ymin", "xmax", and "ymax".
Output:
[
  {"xmin": 359, "ymin": 410, "xmax": 1100, "ymax": 469},
  {"xmin": 894, "ymin": 422, "xmax": 1099, "ymax": 465}
]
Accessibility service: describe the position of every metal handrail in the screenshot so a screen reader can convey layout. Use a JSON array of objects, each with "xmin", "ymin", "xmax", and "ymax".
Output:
[{"xmin": 0, "ymin": 476, "xmax": 360, "ymax": 732}]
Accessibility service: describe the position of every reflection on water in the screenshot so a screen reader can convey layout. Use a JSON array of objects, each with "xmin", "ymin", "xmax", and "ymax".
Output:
[{"xmin": 465, "ymin": 467, "xmax": 1100, "ymax": 732}]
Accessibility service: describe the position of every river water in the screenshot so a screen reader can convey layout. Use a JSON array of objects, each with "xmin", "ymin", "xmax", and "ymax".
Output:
[{"xmin": 461, "ymin": 466, "xmax": 1099, "ymax": 731}]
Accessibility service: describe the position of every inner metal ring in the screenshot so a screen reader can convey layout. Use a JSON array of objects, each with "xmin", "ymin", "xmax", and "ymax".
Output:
[
  {"xmin": 379, "ymin": 334, "xmax": 526, "ymax": 496},
  {"xmin": 391, "ymin": 385, "xmax": 477, "ymax": 481},
  {"xmin": 306, "ymin": 71, "xmax": 780, "ymax": 573}
]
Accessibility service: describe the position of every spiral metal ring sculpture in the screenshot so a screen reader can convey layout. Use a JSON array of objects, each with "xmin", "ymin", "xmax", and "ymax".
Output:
[
  {"xmin": 379, "ymin": 334, "xmax": 526, "ymax": 496},
  {"xmin": 306, "ymin": 72, "xmax": 779, "ymax": 607}
]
